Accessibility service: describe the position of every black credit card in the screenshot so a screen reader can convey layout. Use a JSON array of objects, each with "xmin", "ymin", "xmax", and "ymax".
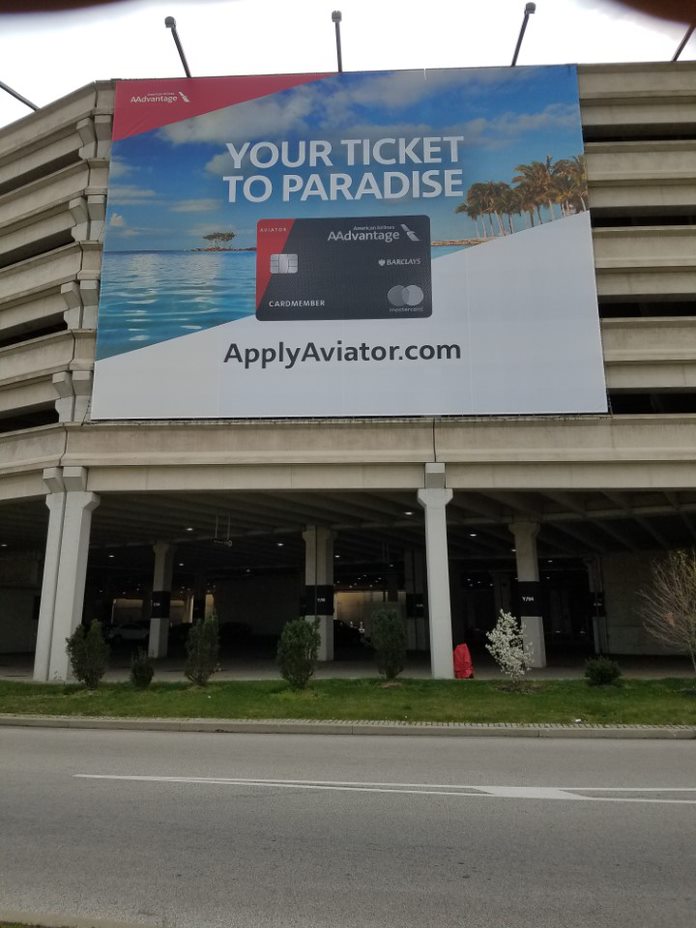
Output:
[{"xmin": 256, "ymin": 215, "xmax": 432, "ymax": 321}]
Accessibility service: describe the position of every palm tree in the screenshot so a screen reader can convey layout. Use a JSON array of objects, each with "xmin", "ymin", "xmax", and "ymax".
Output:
[
  {"xmin": 455, "ymin": 184, "xmax": 495, "ymax": 238},
  {"xmin": 552, "ymin": 155, "xmax": 588, "ymax": 213},
  {"xmin": 455, "ymin": 153, "xmax": 588, "ymax": 235},
  {"xmin": 513, "ymin": 158, "xmax": 558, "ymax": 223},
  {"xmin": 455, "ymin": 184, "xmax": 488, "ymax": 238},
  {"xmin": 495, "ymin": 183, "xmax": 523, "ymax": 234},
  {"xmin": 483, "ymin": 181, "xmax": 512, "ymax": 235},
  {"xmin": 514, "ymin": 183, "xmax": 539, "ymax": 228}
]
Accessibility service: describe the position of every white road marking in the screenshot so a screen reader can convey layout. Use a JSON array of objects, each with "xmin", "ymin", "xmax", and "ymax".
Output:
[
  {"xmin": 483, "ymin": 786, "xmax": 582, "ymax": 800},
  {"xmin": 74, "ymin": 774, "xmax": 696, "ymax": 804}
]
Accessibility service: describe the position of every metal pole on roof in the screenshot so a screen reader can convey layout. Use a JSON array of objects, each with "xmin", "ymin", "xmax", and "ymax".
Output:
[
  {"xmin": 0, "ymin": 79, "xmax": 38, "ymax": 111},
  {"xmin": 672, "ymin": 24, "xmax": 695, "ymax": 61},
  {"xmin": 164, "ymin": 16, "xmax": 192, "ymax": 78},
  {"xmin": 511, "ymin": 2, "xmax": 536, "ymax": 66},
  {"xmin": 332, "ymin": 10, "xmax": 344, "ymax": 73}
]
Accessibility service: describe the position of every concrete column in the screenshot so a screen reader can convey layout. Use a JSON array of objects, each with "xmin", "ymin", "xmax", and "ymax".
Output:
[
  {"xmin": 509, "ymin": 520, "xmax": 546, "ymax": 668},
  {"xmin": 149, "ymin": 541, "xmax": 175, "ymax": 658},
  {"xmin": 33, "ymin": 471, "xmax": 67, "ymax": 681},
  {"xmin": 386, "ymin": 563, "xmax": 399, "ymax": 603},
  {"xmin": 140, "ymin": 582, "xmax": 152, "ymax": 621},
  {"xmin": 585, "ymin": 557, "xmax": 608, "ymax": 655},
  {"xmin": 34, "ymin": 467, "xmax": 99, "ymax": 681},
  {"xmin": 417, "ymin": 463, "xmax": 454, "ymax": 679},
  {"xmin": 490, "ymin": 570, "xmax": 513, "ymax": 617},
  {"xmin": 302, "ymin": 526, "xmax": 334, "ymax": 661},
  {"xmin": 404, "ymin": 549, "xmax": 424, "ymax": 650},
  {"xmin": 192, "ymin": 572, "xmax": 207, "ymax": 622}
]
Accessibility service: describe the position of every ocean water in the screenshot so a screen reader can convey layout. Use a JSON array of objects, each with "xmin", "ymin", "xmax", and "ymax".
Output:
[
  {"xmin": 96, "ymin": 247, "xmax": 461, "ymax": 359},
  {"xmin": 96, "ymin": 251, "xmax": 257, "ymax": 360}
]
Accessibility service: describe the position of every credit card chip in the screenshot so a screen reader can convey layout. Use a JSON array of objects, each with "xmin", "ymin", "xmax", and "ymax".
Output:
[{"xmin": 270, "ymin": 253, "xmax": 298, "ymax": 274}]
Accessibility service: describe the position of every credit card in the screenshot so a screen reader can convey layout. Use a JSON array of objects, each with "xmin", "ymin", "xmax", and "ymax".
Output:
[{"xmin": 256, "ymin": 215, "xmax": 432, "ymax": 321}]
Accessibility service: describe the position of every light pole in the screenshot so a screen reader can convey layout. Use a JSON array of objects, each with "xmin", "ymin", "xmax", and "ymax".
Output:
[
  {"xmin": 165, "ymin": 16, "xmax": 192, "ymax": 78},
  {"xmin": 0, "ymin": 79, "xmax": 37, "ymax": 112},
  {"xmin": 672, "ymin": 24, "xmax": 695, "ymax": 61},
  {"xmin": 511, "ymin": 2, "xmax": 536, "ymax": 66},
  {"xmin": 332, "ymin": 10, "xmax": 344, "ymax": 73}
]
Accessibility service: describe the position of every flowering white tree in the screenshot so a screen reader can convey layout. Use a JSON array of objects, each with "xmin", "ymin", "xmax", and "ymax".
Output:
[{"xmin": 485, "ymin": 610, "xmax": 533, "ymax": 685}]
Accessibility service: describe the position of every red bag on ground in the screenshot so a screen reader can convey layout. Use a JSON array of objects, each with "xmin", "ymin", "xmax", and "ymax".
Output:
[{"xmin": 453, "ymin": 643, "xmax": 474, "ymax": 679}]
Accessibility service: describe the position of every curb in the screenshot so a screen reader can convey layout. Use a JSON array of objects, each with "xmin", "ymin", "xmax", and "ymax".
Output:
[
  {"xmin": 1, "ymin": 713, "xmax": 695, "ymax": 739},
  {"xmin": 0, "ymin": 909, "xmax": 150, "ymax": 928}
]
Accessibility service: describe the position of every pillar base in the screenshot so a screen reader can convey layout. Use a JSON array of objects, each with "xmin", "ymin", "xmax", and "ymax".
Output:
[
  {"xmin": 521, "ymin": 615, "xmax": 546, "ymax": 668},
  {"xmin": 592, "ymin": 615, "xmax": 609, "ymax": 654},
  {"xmin": 34, "ymin": 474, "xmax": 100, "ymax": 682},
  {"xmin": 148, "ymin": 618, "xmax": 169, "ymax": 658},
  {"xmin": 417, "ymin": 477, "xmax": 454, "ymax": 680},
  {"xmin": 306, "ymin": 615, "xmax": 334, "ymax": 662}
]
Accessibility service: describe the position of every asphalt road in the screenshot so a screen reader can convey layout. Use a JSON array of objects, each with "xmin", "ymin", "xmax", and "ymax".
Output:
[{"xmin": 1, "ymin": 728, "xmax": 694, "ymax": 928}]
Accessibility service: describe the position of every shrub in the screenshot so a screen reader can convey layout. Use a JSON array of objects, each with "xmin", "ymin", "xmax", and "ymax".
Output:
[
  {"xmin": 370, "ymin": 606, "xmax": 407, "ymax": 680},
  {"xmin": 130, "ymin": 649, "xmax": 154, "ymax": 688},
  {"xmin": 66, "ymin": 620, "xmax": 109, "ymax": 688},
  {"xmin": 485, "ymin": 610, "xmax": 533, "ymax": 686},
  {"xmin": 584, "ymin": 657, "xmax": 622, "ymax": 687},
  {"xmin": 185, "ymin": 615, "xmax": 220, "ymax": 686},
  {"xmin": 640, "ymin": 549, "xmax": 696, "ymax": 674},
  {"xmin": 277, "ymin": 617, "xmax": 320, "ymax": 690}
]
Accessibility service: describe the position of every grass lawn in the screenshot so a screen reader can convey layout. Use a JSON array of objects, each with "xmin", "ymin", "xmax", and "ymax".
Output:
[{"xmin": 0, "ymin": 677, "xmax": 695, "ymax": 725}]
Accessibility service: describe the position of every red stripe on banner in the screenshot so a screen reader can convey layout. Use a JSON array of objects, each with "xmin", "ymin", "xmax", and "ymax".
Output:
[
  {"xmin": 113, "ymin": 73, "xmax": 332, "ymax": 141},
  {"xmin": 256, "ymin": 219, "xmax": 296, "ymax": 309}
]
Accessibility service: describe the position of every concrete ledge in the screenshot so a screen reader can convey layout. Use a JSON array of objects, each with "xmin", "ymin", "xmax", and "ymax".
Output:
[{"xmin": 1, "ymin": 713, "xmax": 695, "ymax": 739}]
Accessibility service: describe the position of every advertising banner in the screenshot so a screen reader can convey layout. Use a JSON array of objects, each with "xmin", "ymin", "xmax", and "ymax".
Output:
[{"xmin": 92, "ymin": 66, "xmax": 607, "ymax": 419}]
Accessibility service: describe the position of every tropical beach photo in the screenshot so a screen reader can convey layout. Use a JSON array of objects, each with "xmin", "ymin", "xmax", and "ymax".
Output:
[{"xmin": 97, "ymin": 65, "xmax": 588, "ymax": 359}]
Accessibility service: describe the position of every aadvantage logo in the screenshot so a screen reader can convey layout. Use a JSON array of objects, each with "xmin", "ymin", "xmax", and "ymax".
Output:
[
  {"xmin": 129, "ymin": 90, "xmax": 191, "ymax": 104},
  {"xmin": 400, "ymin": 223, "xmax": 420, "ymax": 242},
  {"xmin": 327, "ymin": 228, "xmax": 400, "ymax": 244},
  {"xmin": 327, "ymin": 221, "xmax": 422, "ymax": 247}
]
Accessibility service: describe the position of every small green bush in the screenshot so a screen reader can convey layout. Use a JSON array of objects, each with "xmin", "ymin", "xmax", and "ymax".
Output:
[
  {"xmin": 130, "ymin": 649, "xmax": 154, "ymax": 688},
  {"xmin": 185, "ymin": 616, "xmax": 220, "ymax": 686},
  {"xmin": 66, "ymin": 620, "xmax": 109, "ymax": 688},
  {"xmin": 370, "ymin": 606, "xmax": 407, "ymax": 680},
  {"xmin": 277, "ymin": 618, "xmax": 320, "ymax": 690},
  {"xmin": 585, "ymin": 656, "xmax": 623, "ymax": 687}
]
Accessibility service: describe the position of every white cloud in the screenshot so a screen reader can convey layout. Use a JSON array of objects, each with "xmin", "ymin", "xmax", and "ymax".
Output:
[
  {"xmin": 499, "ymin": 105, "xmax": 578, "ymax": 133},
  {"xmin": 205, "ymin": 152, "xmax": 233, "ymax": 176},
  {"xmin": 161, "ymin": 87, "xmax": 318, "ymax": 146},
  {"xmin": 107, "ymin": 212, "xmax": 165, "ymax": 238},
  {"xmin": 476, "ymin": 103, "xmax": 581, "ymax": 139},
  {"xmin": 165, "ymin": 72, "xmax": 505, "ymax": 153},
  {"xmin": 107, "ymin": 185, "xmax": 158, "ymax": 205},
  {"xmin": 108, "ymin": 158, "xmax": 132, "ymax": 179},
  {"xmin": 322, "ymin": 67, "xmax": 531, "ymax": 117},
  {"xmin": 170, "ymin": 198, "xmax": 221, "ymax": 213}
]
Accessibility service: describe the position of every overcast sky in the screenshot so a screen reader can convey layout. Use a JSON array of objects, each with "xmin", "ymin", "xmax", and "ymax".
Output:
[{"xmin": 0, "ymin": 0, "xmax": 693, "ymax": 130}]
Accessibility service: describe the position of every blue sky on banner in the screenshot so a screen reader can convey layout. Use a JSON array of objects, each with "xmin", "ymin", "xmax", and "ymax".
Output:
[{"xmin": 106, "ymin": 66, "xmax": 584, "ymax": 250}]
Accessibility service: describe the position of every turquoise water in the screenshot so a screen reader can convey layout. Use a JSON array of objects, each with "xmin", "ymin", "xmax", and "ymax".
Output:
[
  {"xmin": 96, "ymin": 247, "xmax": 461, "ymax": 359},
  {"xmin": 96, "ymin": 251, "xmax": 257, "ymax": 359}
]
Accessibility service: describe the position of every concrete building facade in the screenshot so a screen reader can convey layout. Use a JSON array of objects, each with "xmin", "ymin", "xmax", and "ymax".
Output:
[{"xmin": 1, "ymin": 62, "xmax": 695, "ymax": 680}]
